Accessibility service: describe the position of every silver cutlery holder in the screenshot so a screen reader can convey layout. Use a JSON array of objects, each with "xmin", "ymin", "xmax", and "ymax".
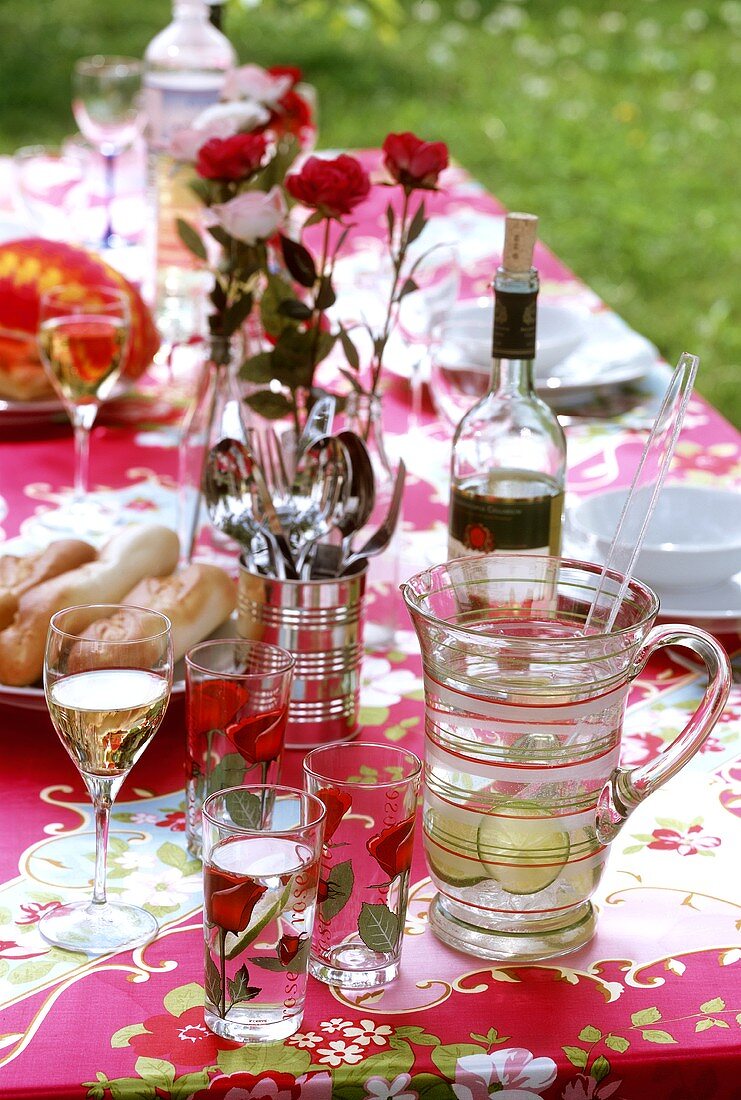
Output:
[{"xmin": 237, "ymin": 561, "xmax": 367, "ymax": 750}]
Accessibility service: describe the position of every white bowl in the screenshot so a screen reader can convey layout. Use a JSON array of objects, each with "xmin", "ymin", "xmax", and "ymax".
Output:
[
  {"xmin": 429, "ymin": 299, "xmax": 587, "ymax": 424},
  {"xmin": 569, "ymin": 485, "xmax": 741, "ymax": 591}
]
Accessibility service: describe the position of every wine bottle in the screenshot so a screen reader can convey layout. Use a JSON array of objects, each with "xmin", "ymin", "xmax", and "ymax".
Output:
[
  {"xmin": 448, "ymin": 212, "xmax": 567, "ymax": 558},
  {"xmin": 143, "ymin": 0, "xmax": 236, "ymax": 317}
]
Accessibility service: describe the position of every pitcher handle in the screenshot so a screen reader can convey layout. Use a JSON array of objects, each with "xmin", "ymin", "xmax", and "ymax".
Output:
[{"xmin": 596, "ymin": 624, "xmax": 731, "ymax": 843}]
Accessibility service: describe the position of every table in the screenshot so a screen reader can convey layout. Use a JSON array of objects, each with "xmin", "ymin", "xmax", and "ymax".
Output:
[{"xmin": 0, "ymin": 155, "xmax": 740, "ymax": 1100}]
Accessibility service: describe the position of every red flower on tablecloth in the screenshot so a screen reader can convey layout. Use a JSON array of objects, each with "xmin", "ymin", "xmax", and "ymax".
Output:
[
  {"xmin": 128, "ymin": 1006, "xmax": 236, "ymax": 1066},
  {"xmin": 619, "ymin": 731, "xmax": 666, "ymax": 767},
  {"xmin": 315, "ymin": 786, "xmax": 352, "ymax": 843},
  {"xmin": 188, "ymin": 1069, "xmax": 333, "ymax": 1099},
  {"xmin": 382, "ymin": 131, "xmax": 449, "ymax": 192},
  {"xmin": 196, "ymin": 132, "xmax": 269, "ymax": 181},
  {"xmin": 367, "ymin": 814, "xmax": 416, "ymax": 880},
  {"xmin": 0, "ymin": 939, "xmax": 47, "ymax": 960},
  {"xmin": 156, "ymin": 810, "xmax": 186, "ymax": 832},
  {"xmin": 648, "ymin": 824, "xmax": 721, "ymax": 856},
  {"xmin": 285, "ymin": 154, "xmax": 371, "ymax": 219},
  {"xmin": 16, "ymin": 901, "xmax": 61, "ymax": 925},
  {"xmin": 205, "ymin": 869, "xmax": 268, "ymax": 935},
  {"xmin": 562, "ymin": 1074, "xmax": 622, "ymax": 1100}
]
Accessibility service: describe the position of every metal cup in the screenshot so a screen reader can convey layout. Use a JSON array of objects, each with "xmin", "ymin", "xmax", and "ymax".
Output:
[{"xmin": 237, "ymin": 561, "xmax": 367, "ymax": 749}]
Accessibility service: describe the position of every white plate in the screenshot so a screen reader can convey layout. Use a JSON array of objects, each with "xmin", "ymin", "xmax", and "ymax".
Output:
[{"xmin": 563, "ymin": 530, "xmax": 741, "ymax": 630}]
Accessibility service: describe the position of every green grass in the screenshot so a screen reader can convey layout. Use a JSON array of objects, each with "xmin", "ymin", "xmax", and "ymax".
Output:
[{"xmin": 1, "ymin": 0, "xmax": 738, "ymax": 425}]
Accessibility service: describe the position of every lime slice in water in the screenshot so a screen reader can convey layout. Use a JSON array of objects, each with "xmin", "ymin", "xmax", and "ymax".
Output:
[
  {"xmin": 477, "ymin": 803, "xmax": 571, "ymax": 895},
  {"xmin": 425, "ymin": 806, "xmax": 488, "ymax": 888}
]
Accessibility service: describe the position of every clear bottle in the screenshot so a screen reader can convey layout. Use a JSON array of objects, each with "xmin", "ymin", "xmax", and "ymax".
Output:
[
  {"xmin": 448, "ymin": 213, "xmax": 567, "ymax": 558},
  {"xmin": 143, "ymin": 0, "xmax": 236, "ymax": 314}
]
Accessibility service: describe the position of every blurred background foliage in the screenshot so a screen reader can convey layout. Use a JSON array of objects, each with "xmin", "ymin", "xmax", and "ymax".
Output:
[{"xmin": 0, "ymin": 0, "xmax": 738, "ymax": 425}]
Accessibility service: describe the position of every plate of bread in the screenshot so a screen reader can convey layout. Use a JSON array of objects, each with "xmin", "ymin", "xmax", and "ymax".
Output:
[{"xmin": 0, "ymin": 524, "xmax": 238, "ymax": 710}]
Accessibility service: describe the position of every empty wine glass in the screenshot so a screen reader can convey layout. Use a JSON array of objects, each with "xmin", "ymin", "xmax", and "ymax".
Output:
[
  {"xmin": 72, "ymin": 55, "xmax": 144, "ymax": 249},
  {"xmin": 35, "ymin": 284, "xmax": 130, "ymax": 539},
  {"xmin": 397, "ymin": 242, "xmax": 461, "ymax": 434},
  {"xmin": 39, "ymin": 604, "xmax": 173, "ymax": 954}
]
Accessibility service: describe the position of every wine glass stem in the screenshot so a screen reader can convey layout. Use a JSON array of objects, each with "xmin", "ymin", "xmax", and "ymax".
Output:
[
  {"xmin": 89, "ymin": 778, "xmax": 115, "ymax": 906},
  {"xmin": 72, "ymin": 419, "xmax": 92, "ymax": 502},
  {"xmin": 103, "ymin": 152, "xmax": 116, "ymax": 248}
]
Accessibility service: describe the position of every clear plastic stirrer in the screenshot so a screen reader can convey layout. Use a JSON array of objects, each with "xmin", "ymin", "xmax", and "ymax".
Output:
[{"xmin": 583, "ymin": 351, "xmax": 699, "ymax": 635}]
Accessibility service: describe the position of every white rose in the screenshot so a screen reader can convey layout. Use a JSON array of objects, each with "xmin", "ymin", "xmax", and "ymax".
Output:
[
  {"xmin": 222, "ymin": 64, "xmax": 292, "ymax": 106},
  {"xmin": 193, "ymin": 100, "xmax": 270, "ymax": 133},
  {"xmin": 211, "ymin": 186, "xmax": 286, "ymax": 244}
]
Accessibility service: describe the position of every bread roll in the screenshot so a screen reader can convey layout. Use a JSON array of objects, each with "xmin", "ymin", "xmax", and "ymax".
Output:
[
  {"xmin": 108, "ymin": 564, "xmax": 237, "ymax": 662},
  {"xmin": 0, "ymin": 540, "xmax": 97, "ymax": 630},
  {"xmin": 0, "ymin": 524, "xmax": 180, "ymax": 686}
]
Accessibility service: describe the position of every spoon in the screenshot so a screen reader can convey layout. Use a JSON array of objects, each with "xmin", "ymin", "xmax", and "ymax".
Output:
[
  {"xmin": 335, "ymin": 429, "xmax": 376, "ymax": 563},
  {"xmin": 341, "ymin": 459, "xmax": 406, "ymax": 575},
  {"xmin": 291, "ymin": 435, "xmax": 351, "ymax": 576},
  {"xmin": 203, "ymin": 440, "xmax": 279, "ymax": 574}
]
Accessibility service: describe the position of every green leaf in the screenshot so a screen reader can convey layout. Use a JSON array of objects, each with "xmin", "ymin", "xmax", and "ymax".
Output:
[
  {"xmin": 228, "ymin": 963, "xmax": 261, "ymax": 1005},
  {"xmin": 579, "ymin": 1025, "xmax": 602, "ymax": 1043},
  {"xmin": 169, "ymin": 1070, "xmax": 213, "ymax": 1100},
  {"xmin": 157, "ymin": 841, "xmax": 190, "ymax": 872},
  {"xmin": 591, "ymin": 1055, "xmax": 610, "ymax": 1083},
  {"xmin": 225, "ymin": 882, "xmax": 292, "ymax": 961},
  {"xmin": 342, "ymin": 1040, "xmax": 414, "ymax": 1085},
  {"xmin": 621, "ymin": 844, "xmax": 645, "ymax": 854},
  {"xmin": 563, "ymin": 1046, "xmax": 588, "ymax": 1068},
  {"xmin": 278, "ymin": 297, "xmax": 313, "ymax": 321},
  {"xmin": 176, "ymin": 218, "xmax": 208, "ymax": 262},
  {"xmin": 406, "ymin": 199, "xmax": 427, "ymax": 245},
  {"xmin": 208, "ymin": 751, "xmax": 249, "ymax": 796},
  {"xmin": 605, "ymin": 1034, "xmax": 630, "ymax": 1053},
  {"xmin": 700, "ymin": 997, "xmax": 726, "ymax": 1013},
  {"xmin": 696, "ymin": 1019, "xmax": 715, "ymax": 1032},
  {"xmin": 244, "ymin": 390, "xmax": 294, "ymax": 421},
  {"xmin": 260, "ymin": 273, "xmax": 300, "ymax": 338},
  {"xmin": 249, "ymin": 956, "xmax": 287, "ymax": 972},
  {"xmin": 397, "ymin": 276, "xmax": 418, "ymax": 300},
  {"xmin": 338, "ymin": 326, "xmax": 360, "ymax": 370},
  {"xmin": 163, "ymin": 982, "xmax": 205, "ymax": 1018},
  {"xmin": 321, "ymin": 859, "xmax": 355, "ymax": 921},
  {"xmin": 241, "ymin": 351, "xmax": 278, "ymax": 384},
  {"xmin": 385, "ymin": 202, "xmax": 396, "ymax": 241},
  {"xmin": 133, "ymin": 1057, "xmax": 176, "ymax": 1090},
  {"xmin": 225, "ymin": 788, "xmax": 263, "ymax": 830},
  {"xmin": 110, "ymin": 1022, "xmax": 149, "ymax": 1048},
  {"xmin": 431, "ymin": 1044, "xmax": 485, "ymax": 1081},
  {"xmin": 395, "ymin": 1025, "xmax": 442, "ymax": 1046},
  {"xmin": 217, "ymin": 1043, "xmax": 311, "ymax": 1076},
  {"xmin": 205, "ymin": 950, "xmax": 221, "ymax": 1007},
  {"xmin": 408, "ymin": 1074, "xmax": 456, "ymax": 1100},
  {"xmin": 631, "ymin": 1007, "xmax": 662, "ymax": 1026},
  {"xmin": 280, "ymin": 234, "xmax": 317, "ymax": 287},
  {"xmin": 315, "ymin": 274, "xmax": 336, "ymax": 309},
  {"xmin": 222, "ymin": 293, "xmax": 255, "ymax": 337},
  {"xmin": 358, "ymin": 901, "xmax": 400, "ymax": 953},
  {"xmin": 109, "ymin": 1078, "xmax": 157, "ymax": 1100},
  {"xmin": 640, "ymin": 1030, "xmax": 677, "ymax": 1044},
  {"xmin": 8, "ymin": 959, "xmax": 57, "ymax": 984}
]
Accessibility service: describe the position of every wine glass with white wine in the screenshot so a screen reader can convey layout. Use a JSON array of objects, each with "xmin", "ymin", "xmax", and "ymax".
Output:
[{"xmin": 39, "ymin": 604, "xmax": 173, "ymax": 954}]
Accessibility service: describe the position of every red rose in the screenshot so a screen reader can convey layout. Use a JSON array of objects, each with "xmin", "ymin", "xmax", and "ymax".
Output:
[
  {"xmin": 315, "ymin": 786, "xmax": 352, "ymax": 842},
  {"xmin": 225, "ymin": 706, "xmax": 287, "ymax": 766},
  {"xmin": 268, "ymin": 88, "xmax": 314, "ymax": 140},
  {"xmin": 382, "ymin": 131, "xmax": 449, "ymax": 191},
  {"xmin": 285, "ymin": 154, "xmax": 370, "ymax": 218},
  {"xmin": 268, "ymin": 64, "xmax": 302, "ymax": 86},
  {"xmin": 367, "ymin": 814, "xmax": 416, "ymax": 879},
  {"xmin": 277, "ymin": 932, "xmax": 307, "ymax": 965},
  {"xmin": 196, "ymin": 132, "xmax": 268, "ymax": 181},
  {"xmin": 205, "ymin": 866, "xmax": 268, "ymax": 935}
]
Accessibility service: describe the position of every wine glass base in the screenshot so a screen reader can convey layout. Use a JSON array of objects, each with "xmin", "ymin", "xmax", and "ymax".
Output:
[
  {"xmin": 38, "ymin": 900, "xmax": 158, "ymax": 955},
  {"xmin": 28, "ymin": 500, "xmax": 120, "ymax": 544}
]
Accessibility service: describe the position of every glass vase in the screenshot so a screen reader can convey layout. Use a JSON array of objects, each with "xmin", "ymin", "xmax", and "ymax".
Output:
[
  {"xmin": 178, "ymin": 334, "xmax": 247, "ymax": 562},
  {"xmin": 342, "ymin": 391, "xmax": 404, "ymax": 650}
]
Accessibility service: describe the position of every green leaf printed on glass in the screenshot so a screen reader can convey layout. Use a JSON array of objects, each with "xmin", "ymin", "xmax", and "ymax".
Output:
[
  {"xmin": 225, "ymin": 881, "xmax": 292, "ymax": 961},
  {"xmin": 228, "ymin": 964, "xmax": 261, "ymax": 1006},
  {"xmin": 205, "ymin": 950, "xmax": 222, "ymax": 1008},
  {"xmin": 321, "ymin": 859, "xmax": 355, "ymax": 921},
  {"xmin": 209, "ymin": 754, "xmax": 249, "ymax": 799},
  {"xmin": 358, "ymin": 902, "xmax": 400, "ymax": 953},
  {"xmin": 225, "ymin": 787, "xmax": 264, "ymax": 830}
]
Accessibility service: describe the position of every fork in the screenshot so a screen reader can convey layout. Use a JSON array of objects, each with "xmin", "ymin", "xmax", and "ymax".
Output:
[{"xmin": 250, "ymin": 427, "xmax": 293, "ymax": 508}]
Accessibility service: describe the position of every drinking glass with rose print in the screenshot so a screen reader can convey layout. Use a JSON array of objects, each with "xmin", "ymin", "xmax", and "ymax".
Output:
[
  {"xmin": 202, "ymin": 785, "xmax": 325, "ymax": 1043},
  {"xmin": 302, "ymin": 742, "xmax": 422, "ymax": 989},
  {"xmin": 185, "ymin": 639, "xmax": 294, "ymax": 858}
]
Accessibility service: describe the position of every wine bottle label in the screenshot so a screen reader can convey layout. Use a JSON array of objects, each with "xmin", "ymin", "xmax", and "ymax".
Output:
[
  {"xmin": 492, "ymin": 289, "xmax": 538, "ymax": 359},
  {"xmin": 448, "ymin": 484, "xmax": 563, "ymax": 558}
]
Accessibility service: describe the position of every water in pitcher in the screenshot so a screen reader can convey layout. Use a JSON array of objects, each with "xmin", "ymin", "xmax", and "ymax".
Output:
[{"xmin": 421, "ymin": 615, "xmax": 629, "ymax": 952}]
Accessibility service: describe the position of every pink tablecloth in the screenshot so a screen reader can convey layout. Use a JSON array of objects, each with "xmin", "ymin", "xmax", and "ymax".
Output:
[{"xmin": 0, "ymin": 154, "xmax": 739, "ymax": 1100}]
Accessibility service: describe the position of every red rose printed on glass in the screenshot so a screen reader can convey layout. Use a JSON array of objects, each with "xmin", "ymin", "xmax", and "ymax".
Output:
[
  {"xmin": 367, "ymin": 814, "xmax": 416, "ymax": 880},
  {"xmin": 196, "ymin": 132, "xmax": 269, "ymax": 181},
  {"xmin": 315, "ymin": 786, "xmax": 352, "ymax": 843},
  {"xmin": 225, "ymin": 705, "xmax": 287, "ymax": 767},
  {"xmin": 205, "ymin": 866, "xmax": 268, "ymax": 935},
  {"xmin": 285, "ymin": 154, "xmax": 371, "ymax": 219},
  {"xmin": 277, "ymin": 932, "xmax": 308, "ymax": 966},
  {"xmin": 382, "ymin": 131, "xmax": 449, "ymax": 192}
]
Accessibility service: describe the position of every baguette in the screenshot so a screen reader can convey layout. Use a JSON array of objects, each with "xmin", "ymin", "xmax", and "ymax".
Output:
[
  {"xmin": 0, "ymin": 524, "xmax": 180, "ymax": 686},
  {"xmin": 0, "ymin": 540, "xmax": 97, "ymax": 631},
  {"xmin": 98, "ymin": 564, "xmax": 237, "ymax": 662}
]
